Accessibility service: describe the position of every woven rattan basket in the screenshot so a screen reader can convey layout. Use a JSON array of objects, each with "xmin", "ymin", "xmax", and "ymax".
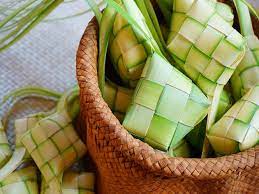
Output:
[{"xmin": 76, "ymin": 18, "xmax": 259, "ymax": 193}]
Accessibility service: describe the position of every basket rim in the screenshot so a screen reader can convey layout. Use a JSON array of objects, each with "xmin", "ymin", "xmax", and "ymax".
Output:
[{"xmin": 76, "ymin": 18, "xmax": 258, "ymax": 179}]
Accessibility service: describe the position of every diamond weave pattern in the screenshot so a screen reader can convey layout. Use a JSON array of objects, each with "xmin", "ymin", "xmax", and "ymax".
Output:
[
  {"xmin": 167, "ymin": 0, "xmax": 245, "ymax": 97},
  {"xmin": 231, "ymin": 35, "xmax": 259, "ymax": 100},
  {"xmin": 123, "ymin": 53, "xmax": 210, "ymax": 151},
  {"xmin": 0, "ymin": 166, "xmax": 38, "ymax": 194},
  {"xmin": 21, "ymin": 111, "xmax": 86, "ymax": 192},
  {"xmin": 208, "ymin": 86, "xmax": 259, "ymax": 155},
  {"xmin": 110, "ymin": 12, "xmax": 148, "ymax": 87}
]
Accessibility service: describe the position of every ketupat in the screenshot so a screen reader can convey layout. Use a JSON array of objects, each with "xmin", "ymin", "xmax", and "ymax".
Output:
[
  {"xmin": 103, "ymin": 81, "xmax": 133, "ymax": 122},
  {"xmin": 14, "ymin": 112, "xmax": 49, "ymax": 163},
  {"xmin": 21, "ymin": 87, "xmax": 86, "ymax": 193},
  {"xmin": 41, "ymin": 171, "xmax": 95, "ymax": 194},
  {"xmin": 167, "ymin": 0, "xmax": 245, "ymax": 98},
  {"xmin": 108, "ymin": 0, "xmax": 157, "ymax": 88},
  {"xmin": 62, "ymin": 171, "xmax": 95, "ymax": 194},
  {"xmin": 0, "ymin": 86, "xmax": 62, "ymax": 170},
  {"xmin": 156, "ymin": 0, "xmax": 234, "ymax": 48},
  {"xmin": 0, "ymin": 148, "xmax": 25, "ymax": 182},
  {"xmin": 156, "ymin": 0, "xmax": 234, "ymax": 27},
  {"xmin": 87, "ymin": 0, "xmax": 162, "ymax": 93},
  {"xmin": 0, "ymin": 122, "xmax": 12, "ymax": 168},
  {"xmin": 207, "ymin": 85, "xmax": 259, "ymax": 156},
  {"xmin": 123, "ymin": 53, "xmax": 210, "ymax": 151},
  {"xmin": 231, "ymin": 0, "xmax": 259, "ymax": 100},
  {"xmin": 0, "ymin": 166, "xmax": 38, "ymax": 194}
]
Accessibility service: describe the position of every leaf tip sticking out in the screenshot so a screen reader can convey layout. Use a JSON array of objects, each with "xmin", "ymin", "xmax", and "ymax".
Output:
[{"xmin": 85, "ymin": 0, "xmax": 103, "ymax": 24}]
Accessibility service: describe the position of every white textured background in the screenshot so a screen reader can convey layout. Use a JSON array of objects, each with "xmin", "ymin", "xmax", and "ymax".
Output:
[
  {"xmin": 0, "ymin": 0, "xmax": 94, "ymax": 145},
  {"xmin": 0, "ymin": 0, "xmax": 93, "ymax": 96}
]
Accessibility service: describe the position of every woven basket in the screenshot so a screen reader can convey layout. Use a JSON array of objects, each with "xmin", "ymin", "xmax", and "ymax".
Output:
[{"xmin": 76, "ymin": 18, "xmax": 259, "ymax": 193}]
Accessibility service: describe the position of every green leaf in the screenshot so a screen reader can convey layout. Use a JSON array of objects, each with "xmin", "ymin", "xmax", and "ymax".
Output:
[
  {"xmin": 135, "ymin": 0, "xmax": 167, "ymax": 56},
  {"xmin": 44, "ymin": 1, "xmax": 105, "ymax": 22},
  {"xmin": 0, "ymin": 0, "xmax": 64, "ymax": 52},
  {"xmin": 84, "ymin": 0, "xmax": 103, "ymax": 24},
  {"xmin": 0, "ymin": 86, "xmax": 61, "ymax": 108},
  {"xmin": 239, "ymin": 0, "xmax": 259, "ymax": 19},
  {"xmin": 98, "ymin": 6, "xmax": 116, "ymax": 95},
  {"xmin": 105, "ymin": 0, "xmax": 163, "ymax": 56}
]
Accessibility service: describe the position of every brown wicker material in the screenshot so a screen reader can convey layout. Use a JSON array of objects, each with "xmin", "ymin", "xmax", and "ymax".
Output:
[{"xmin": 76, "ymin": 19, "xmax": 259, "ymax": 194}]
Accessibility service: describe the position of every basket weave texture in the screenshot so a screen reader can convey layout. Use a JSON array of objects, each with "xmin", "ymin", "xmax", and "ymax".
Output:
[{"xmin": 76, "ymin": 19, "xmax": 259, "ymax": 194}]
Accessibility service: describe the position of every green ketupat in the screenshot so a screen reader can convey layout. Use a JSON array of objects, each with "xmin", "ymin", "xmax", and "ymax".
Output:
[
  {"xmin": 167, "ymin": 0, "xmax": 245, "ymax": 98},
  {"xmin": 123, "ymin": 53, "xmax": 210, "ymax": 151},
  {"xmin": 20, "ymin": 88, "xmax": 86, "ymax": 193},
  {"xmin": 231, "ymin": 0, "xmax": 259, "ymax": 100},
  {"xmin": 62, "ymin": 171, "xmax": 95, "ymax": 194},
  {"xmin": 103, "ymin": 81, "xmax": 133, "ymax": 122},
  {"xmin": 14, "ymin": 112, "xmax": 48, "ymax": 163},
  {"xmin": 41, "ymin": 171, "xmax": 95, "ymax": 194},
  {"xmin": 0, "ymin": 166, "xmax": 38, "ymax": 194},
  {"xmin": 157, "ymin": 0, "xmax": 234, "ymax": 26},
  {"xmin": 207, "ymin": 85, "xmax": 259, "ymax": 155},
  {"xmin": 0, "ymin": 122, "xmax": 11, "ymax": 168},
  {"xmin": 108, "ymin": 0, "xmax": 159, "ymax": 88}
]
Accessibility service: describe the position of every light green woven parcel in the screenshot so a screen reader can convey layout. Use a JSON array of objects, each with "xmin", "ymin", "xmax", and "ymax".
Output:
[
  {"xmin": 231, "ymin": 34, "xmax": 259, "ymax": 100},
  {"xmin": 207, "ymin": 85, "xmax": 259, "ymax": 155},
  {"xmin": 103, "ymin": 81, "xmax": 133, "ymax": 122},
  {"xmin": 15, "ymin": 113, "xmax": 47, "ymax": 163},
  {"xmin": 0, "ymin": 166, "xmax": 38, "ymax": 194},
  {"xmin": 123, "ymin": 53, "xmax": 210, "ymax": 151},
  {"xmin": 0, "ymin": 122, "xmax": 11, "ymax": 168},
  {"xmin": 167, "ymin": 0, "xmax": 245, "ymax": 97},
  {"xmin": 230, "ymin": 0, "xmax": 259, "ymax": 100},
  {"xmin": 41, "ymin": 171, "xmax": 95, "ymax": 194},
  {"xmin": 21, "ymin": 110, "xmax": 86, "ymax": 193},
  {"xmin": 109, "ymin": 0, "xmax": 154, "ymax": 88},
  {"xmin": 156, "ymin": 0, "xmax": 234, "ymax": 26}
]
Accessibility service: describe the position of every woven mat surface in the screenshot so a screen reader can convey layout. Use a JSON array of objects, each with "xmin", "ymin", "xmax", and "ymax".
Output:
[{"xmin": 0, "ymin": 0, "xmax": 94, "ymax": 146}]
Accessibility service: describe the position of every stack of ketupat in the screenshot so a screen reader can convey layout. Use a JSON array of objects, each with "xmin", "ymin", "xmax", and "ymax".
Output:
[
  {"xmin": 0, "ymin": 0, "xmax": 258, "ymax": 192},
  {"xmin": 0, "ymin": 86, "xmax": 95, "ymax": 194},
  {"xmin": 87, "ymin": 0, "xmax": 258, "ymax": 158}
]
